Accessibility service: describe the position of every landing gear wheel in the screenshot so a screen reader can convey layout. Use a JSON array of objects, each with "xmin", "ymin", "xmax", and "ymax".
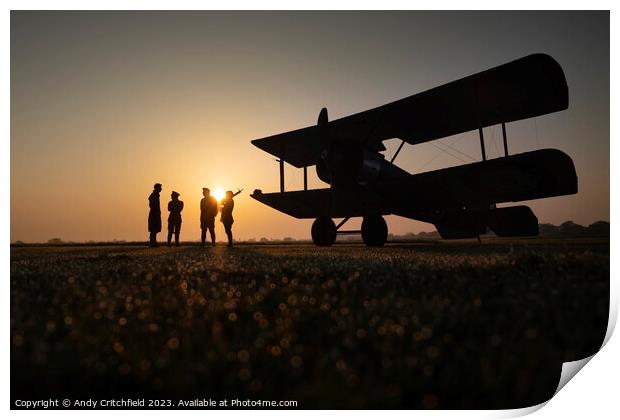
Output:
[
  {"xmin": 311, "ymin": 216, "xmax": 337, "ymax": 246},
  {"xmin": 362, "ymin": 215, "xmax": 388, "ymax": 247}
]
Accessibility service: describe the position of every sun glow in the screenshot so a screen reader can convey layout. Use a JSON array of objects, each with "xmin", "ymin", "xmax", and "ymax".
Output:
[{"xmin": 212, "ymin": 188, "xmax": 225, "ymax": 202}]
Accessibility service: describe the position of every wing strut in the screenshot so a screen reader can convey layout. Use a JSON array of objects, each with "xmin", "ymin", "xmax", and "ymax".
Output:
[
  {"xmin": 502, "ymin": 123, "xmax": 509, "ymax": 156},
  {"xmin": 303, "ymin": 166, "xmax": 308, "ymax": 190},
  {"xmin": 278, "ymin": 155, "xmax": 310, "ymax": 192},
  {"xmin": 279, "ymin": 157, "xmax": 285, "ymax": 193},
  {"xmin": 390, "ymin": 140, "xmax": 407, "ymax": 163},
  {"xmin": 478, "ymin": 128, "xmax": 487, "ymax": 161}
]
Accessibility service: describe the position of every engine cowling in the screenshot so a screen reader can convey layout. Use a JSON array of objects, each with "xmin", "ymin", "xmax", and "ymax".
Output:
[
  {"xmin": 313, "ymin": 107, "xmax": 409, "ymax": 188},
  {"xmin": 316, "ymin": 143, "xmax": 409, "ymax": 188}
]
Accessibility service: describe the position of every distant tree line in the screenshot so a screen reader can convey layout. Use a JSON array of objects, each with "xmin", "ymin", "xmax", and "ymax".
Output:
[
  {"xmin": 394, "ymin": 220, "xmax": 610, "ymax": 240},
  {"xmin": 9, "ymin": 220, "xmax": 610, "ymax": 246}
]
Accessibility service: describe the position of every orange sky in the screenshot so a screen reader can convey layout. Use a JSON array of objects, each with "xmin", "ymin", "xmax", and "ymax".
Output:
[{"xmin": 11, "ymin": 11, "xmax": 609, "ymax": 242}]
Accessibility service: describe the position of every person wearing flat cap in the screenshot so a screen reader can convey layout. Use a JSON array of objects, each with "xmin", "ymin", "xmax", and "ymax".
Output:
[
  {"xmin": 200, "ymin": 188, "xmax": 218, "ymax": 247},
  {"xmin": 167, "ymin": 191, "xmax": 184, "ymax": 246},
  {"xmin": 148, "ymin": 183, "xmax": 162, "ymax": 247}
]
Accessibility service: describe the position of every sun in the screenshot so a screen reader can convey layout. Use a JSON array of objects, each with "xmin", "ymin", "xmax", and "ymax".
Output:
[{"xmin": 212, "ymin": 188, "xmax": 225, "ymax": 202}]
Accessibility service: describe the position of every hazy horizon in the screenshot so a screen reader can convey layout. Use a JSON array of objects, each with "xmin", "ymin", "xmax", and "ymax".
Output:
[
  {"xmin": 10, "ymin": 218, "xmax": 611, "ymax": 244},
  {"xmin": 11, "ymin": 11, "xmax": 609, "ymax": 242}
]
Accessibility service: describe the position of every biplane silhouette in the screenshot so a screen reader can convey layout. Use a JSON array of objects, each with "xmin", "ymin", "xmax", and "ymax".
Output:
[{"xmin": 250, "ymin": 54, "xmax": 578, "ymax": 246}]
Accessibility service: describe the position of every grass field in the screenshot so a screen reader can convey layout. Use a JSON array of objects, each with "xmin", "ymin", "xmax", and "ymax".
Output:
[{"xmin": 10, "ymin": 239, "xmax": 609, "ymax": 409}]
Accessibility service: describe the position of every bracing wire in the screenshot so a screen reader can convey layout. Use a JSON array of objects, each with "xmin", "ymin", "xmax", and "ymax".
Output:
[
  {"xmin": 435, "ymin": 138, "xmax": 477, "ymax": 161},
  {"xmin": 430, "ymin": 143, "xmax": 470, "ymax": 164},
  {"xmin": 419, "ymin": 132, "xmax": 470, "ymax": 170}
]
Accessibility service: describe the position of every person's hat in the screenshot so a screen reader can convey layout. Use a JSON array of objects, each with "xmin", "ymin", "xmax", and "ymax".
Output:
[
  {"xmin": 171, "ymin": 191, "xmax": 180, "ymax": 197},
  {"xmin": 203, "ymin": 187, "xmax": 210, "ymax": 193}
]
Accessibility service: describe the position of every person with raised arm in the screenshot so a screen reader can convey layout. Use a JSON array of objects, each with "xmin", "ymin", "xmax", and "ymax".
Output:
[{"xmin": 220, "ymin": 188, "xmax": 242, "ymax": 247}]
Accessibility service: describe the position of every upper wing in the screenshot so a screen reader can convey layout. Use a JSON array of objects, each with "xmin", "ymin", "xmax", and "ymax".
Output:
[
  {"xmin": 251, "ymin": 53, "xmax": 568, "ymax": 168},
  {"xmin": 251, "ymin": 125, "xmax": 325, "ymax": 169}
]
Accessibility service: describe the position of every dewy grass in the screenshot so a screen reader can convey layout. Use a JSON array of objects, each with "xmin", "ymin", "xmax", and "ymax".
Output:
[{"xmin": 10, "ymin": 240, "xmax": 609, "ymax": 409}]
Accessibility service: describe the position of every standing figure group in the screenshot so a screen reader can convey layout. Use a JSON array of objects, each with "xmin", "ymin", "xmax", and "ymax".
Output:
[{"xmin": 147, "ymin": 183, "xmax": 242, "ymax": 248}]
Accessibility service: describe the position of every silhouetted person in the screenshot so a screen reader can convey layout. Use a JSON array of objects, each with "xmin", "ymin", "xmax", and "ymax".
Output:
[
  {"xmin": 200, "ymin": 188, "xmax": 219, "ymax": 247},
  {"xmin": 167, "ymin": 191, "xmax": 184, "ymax": 246},
  {"xmin": 148, "ymin": 183, "xmax": 162, "ymax": 247},
  {"xmin": 220, "ymin": 189, "xmax": 242, "ymax": 247}
]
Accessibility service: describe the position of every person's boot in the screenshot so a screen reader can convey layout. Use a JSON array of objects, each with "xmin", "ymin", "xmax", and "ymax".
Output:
[
  {"xmin": 175, "ymin": 233, "xmax": 180, "ymax": 247},
  {"xmin": 227, "ymin": 232, "xmax": 233, "ymax": 248},
  {"xmin": 167, "ymin": 233, "xmax": 172, "ymax": 247},
  {"xmin": 200, "ymin": 231, "xmax": 206, "ymax": 247},
  {"xmin": 211, "ymin": 232, "xmax": 216, "ymax": 247},
  {"xmin": 149, "ymin": 233, "xmax": 157, "ymax": 247}
]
